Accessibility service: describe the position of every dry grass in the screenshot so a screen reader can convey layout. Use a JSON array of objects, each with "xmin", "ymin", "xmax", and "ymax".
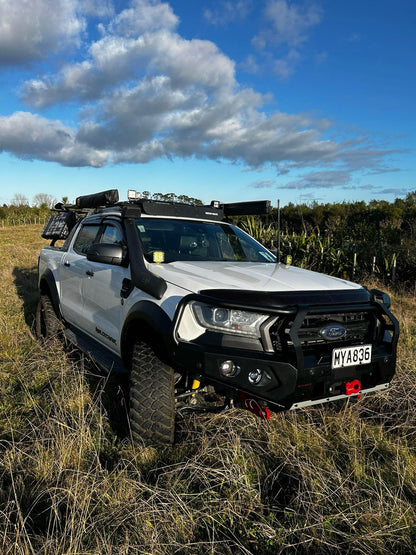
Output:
[{"xmin": 1, "ymin": 225, "xmax": 416, "ymax": 554}]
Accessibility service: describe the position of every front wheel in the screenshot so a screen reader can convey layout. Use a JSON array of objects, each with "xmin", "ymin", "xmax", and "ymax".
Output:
[
  {"xmin": 129, "ymin": 340, "xmax": 175, "ymax": 446},
  {"xmin": 35, "ymin": 294, "xmax": 61, "ymax": 341}
]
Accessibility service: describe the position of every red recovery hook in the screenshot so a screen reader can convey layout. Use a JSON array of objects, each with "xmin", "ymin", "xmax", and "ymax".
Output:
[
  {"xmin": 344, "ymin": 379, "xmax": 361, "ymax": 398},
  {"xmin": 240, "ymin": 393, "xmax": 271, "ymax": 420}
]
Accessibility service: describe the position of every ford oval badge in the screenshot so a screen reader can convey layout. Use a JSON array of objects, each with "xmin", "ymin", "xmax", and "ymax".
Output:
[{"xmin": 321, "ymin": 324, "xmax": 346, "ymax": 341}]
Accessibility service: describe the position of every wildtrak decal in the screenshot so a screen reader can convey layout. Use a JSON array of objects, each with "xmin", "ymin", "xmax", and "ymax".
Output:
[{"xmin": 96, "ymin": 327, "xmax": 117, "ymax": 344}]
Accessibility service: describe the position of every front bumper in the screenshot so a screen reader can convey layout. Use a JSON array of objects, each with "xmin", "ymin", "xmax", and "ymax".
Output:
[
  {"xmin": 172, "ymin": 338, "xmax": 397, "ymax": 412},
  {"xmin": 172, "ymin": 288, "xmax": 399, "ymax": 413}
]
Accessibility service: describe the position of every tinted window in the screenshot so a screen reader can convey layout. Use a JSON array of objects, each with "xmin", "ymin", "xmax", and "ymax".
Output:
[
  {"xmin": 73, "ymin": 225, "xmax": 100, "ymax": 255},
  {"xmin": 100, "ymin": 224, "xmax": 122, "ymax": 244},
  {"xmin": 99, "ymin": 224, "xmax": 128, "ymax": 262}
]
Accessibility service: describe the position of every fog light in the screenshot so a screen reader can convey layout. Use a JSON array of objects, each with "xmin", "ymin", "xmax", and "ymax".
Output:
[
  {"xmin": 219, "ymin": 360, "xmax": 239, "ymax": 377},
  {"xmin": 248, "ymin": 368, "xmax": 263, "ymax": 385}
]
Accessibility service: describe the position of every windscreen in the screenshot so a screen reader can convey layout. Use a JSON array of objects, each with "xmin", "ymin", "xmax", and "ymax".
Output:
[{"xmin": 135, "ymin": 218, "xmax": 276, "ymax": 264}]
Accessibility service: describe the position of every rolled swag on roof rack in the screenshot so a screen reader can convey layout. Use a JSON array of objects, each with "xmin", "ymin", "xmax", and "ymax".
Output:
[{"xmin": 37, "ymin": 189, "xmax": 399, "ymax": 446}]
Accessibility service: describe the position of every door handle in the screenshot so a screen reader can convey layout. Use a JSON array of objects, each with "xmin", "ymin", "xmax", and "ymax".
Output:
[
  {"xmin": 64, "ymin": 261, "xmax": 70, "ymax": 267},
  {"xmin": 86, "ymin": 270, "xmax": 94, "ymax": 277},
  {"xmin": 120, "ymin": 278, "xmax": 134, "ymax": 298}
]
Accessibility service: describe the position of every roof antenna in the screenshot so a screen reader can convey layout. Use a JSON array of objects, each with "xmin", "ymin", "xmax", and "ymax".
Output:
[{"xmin": 277, "ymin": 199, "xmax": 281, "ymax": 264}]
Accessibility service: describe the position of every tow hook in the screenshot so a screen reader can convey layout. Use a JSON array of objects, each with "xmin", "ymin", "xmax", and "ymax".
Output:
[
  {"xmin": 344, "ymin": 379, "xmax": 361, "ymax": 398},
  {"xmin": 240, "ymin": 393, "xmax": 270, "ymax": 420}
]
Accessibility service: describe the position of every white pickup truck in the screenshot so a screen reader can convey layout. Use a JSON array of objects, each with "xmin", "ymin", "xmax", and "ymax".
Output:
[{"xmin": 36, "ymin": 189, "xmax": 399, "ymax": 445}]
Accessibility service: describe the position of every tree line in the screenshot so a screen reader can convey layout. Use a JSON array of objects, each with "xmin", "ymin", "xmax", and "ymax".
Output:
[
  {"xmin": 236, "ymin": 191, "xmax": 416, "ymax": 288},
  {"xmin": 0, "ymin": 193, "xmax": 59, "ymax": 222}
]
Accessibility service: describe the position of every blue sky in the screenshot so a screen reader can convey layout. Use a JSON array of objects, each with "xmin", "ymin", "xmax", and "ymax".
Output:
[{"xmin": 0, "ymin": 0, "xmax": 414, "ymax": 207}]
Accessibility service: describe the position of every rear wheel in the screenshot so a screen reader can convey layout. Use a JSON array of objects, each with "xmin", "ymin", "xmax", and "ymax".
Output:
[
  {"xmin": 129, "ymin": 340, "xmax": 175, "ymax": 446},
  {"xmin": 35, "ymin": 294, "xmax": 61, "ymax": 341}
]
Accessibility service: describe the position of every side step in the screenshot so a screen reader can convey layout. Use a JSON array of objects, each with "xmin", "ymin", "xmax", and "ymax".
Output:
[{"xmin": 63, "ymin": 327, "xmax": 129, "ymax": 374}]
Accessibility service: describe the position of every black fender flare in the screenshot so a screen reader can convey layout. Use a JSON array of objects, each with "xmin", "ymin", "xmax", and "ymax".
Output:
[
  {"xmin": 39, "ymin": 269, "xmax": 61, "ymax": 318},
  {"xmin": 121, "ymin": 300, "xmax": 173, "ymax": 368}
]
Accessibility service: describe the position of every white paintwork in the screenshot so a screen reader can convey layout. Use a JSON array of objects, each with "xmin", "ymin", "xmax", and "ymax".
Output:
[{"xmin": 149, "ymin": 260, "xmax": 363, "ymax": 294}]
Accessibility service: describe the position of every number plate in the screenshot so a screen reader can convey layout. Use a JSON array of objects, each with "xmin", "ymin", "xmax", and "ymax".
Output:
[{"xmin": 332, "ymin": 344, "xmax": 372, "ymax": 369}]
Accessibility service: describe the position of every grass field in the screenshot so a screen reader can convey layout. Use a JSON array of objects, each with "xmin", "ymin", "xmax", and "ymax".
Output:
[{"xmin": 1, "ymin": 224, "xmax": 416, "ymax": 554}]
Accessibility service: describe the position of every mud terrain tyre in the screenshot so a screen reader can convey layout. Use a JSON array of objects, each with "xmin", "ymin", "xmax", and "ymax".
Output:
[
  {"xmin": 129, "ymin": 340, "xmax": 175, "ymax": 446},
  {"xmin": 35, "ymin": 294, "xmax": 61, "ymax": 341}
]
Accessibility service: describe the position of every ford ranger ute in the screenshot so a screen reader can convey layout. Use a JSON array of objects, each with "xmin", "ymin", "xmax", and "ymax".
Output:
[{"xmin": 36, "ymin": 189, "xmax": 399, "ymax": 445}]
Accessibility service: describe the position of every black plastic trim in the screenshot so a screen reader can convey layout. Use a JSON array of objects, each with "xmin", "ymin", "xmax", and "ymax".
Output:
[
  {"xmin": 198, "ymin": 288, "xmax": 371, "ymax": 309},
  {"xmin": 39, "ymin": 268, "xmax": 61, "ymax": 317},
  {"xmin": 174, "ymin": 291, "xmax": 374, "ymax": 323},
  {"xmin": 86, "ymin": 243, "xmax": 123, "ymax": 265},
  {"xmin": 121, "ymin": 300, "xmax": 173, "ymax": 364},
  {"xmin": 64, "ymin": 326, "xmax": 128, "ymax": 374},
  {"xmin": 123, "ymin": 218, "xmax": 167, "ymax": 299}
]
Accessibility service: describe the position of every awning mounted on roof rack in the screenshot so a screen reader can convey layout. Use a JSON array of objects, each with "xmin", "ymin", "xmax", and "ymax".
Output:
[
  {"xmin": 221, "ymin": 200, "xmax": 271, "ymax": 216},
  {"xmin": 75, "ymin": 189, "xmax": 119, "ymax": 209}
]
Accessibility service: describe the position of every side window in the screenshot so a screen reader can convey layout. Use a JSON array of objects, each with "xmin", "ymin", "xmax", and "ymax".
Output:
[
  {"xmin": 100, "ymin": 224, "xmax": 122, "ymax": 244},
  {"xmin": 73, "ymin": 224, "xmax": 101, "ymax": 255},
  {"xmin": 99, "ymin": 223, "xmax": 128, "ymax": 262}
]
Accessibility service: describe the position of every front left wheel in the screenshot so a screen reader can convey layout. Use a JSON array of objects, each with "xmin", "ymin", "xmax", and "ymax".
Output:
[
  {"xmin": 129, "ymin": 340, "xmax": 175, "ymax": 446},
  {"xmin": 35, "ymin": 294, "xmax": 61, "ymax": 341}
]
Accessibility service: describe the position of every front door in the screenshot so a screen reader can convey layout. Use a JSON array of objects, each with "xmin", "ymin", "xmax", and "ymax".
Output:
[{"xmin": 81, "ymin": 222, "xmax": 128, "ymax": 355}]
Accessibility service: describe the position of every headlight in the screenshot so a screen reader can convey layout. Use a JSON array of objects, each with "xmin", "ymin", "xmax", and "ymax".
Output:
[{"xmin": 176, "ymin": 301, "xmax": 269, "ymax": 340}]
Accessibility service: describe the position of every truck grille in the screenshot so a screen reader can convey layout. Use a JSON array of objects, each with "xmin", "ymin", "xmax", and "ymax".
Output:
[{"xmin": 269, "ymin": 311, "xmax": 371, "ymax": 353}]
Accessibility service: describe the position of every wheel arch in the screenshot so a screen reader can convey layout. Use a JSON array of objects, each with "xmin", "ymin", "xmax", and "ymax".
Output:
[
  {"xmin": 39, "ymin": 269, "xmax": 61, "ymax": 317},
  {"xmin": 121, "ymin": 300, "xmax": 173, "ymax": 369}
]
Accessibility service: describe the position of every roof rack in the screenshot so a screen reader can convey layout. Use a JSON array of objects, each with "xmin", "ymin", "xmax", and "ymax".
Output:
[
  {"xmin": 124, "ymin": 190, "xmax": 271, "ymax": 219},
  {"xmin": 41, "ymin": 189, "xmax": 120, "ymax": 243},
  {"xmin": 41, "ymin": 188, "xmax": 272, "ymax": 243}
]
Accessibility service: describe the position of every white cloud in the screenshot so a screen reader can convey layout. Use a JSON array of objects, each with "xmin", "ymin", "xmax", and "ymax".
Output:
[
  {"xmin": 252, "ymin": 1, "xmax": 323, "ymax": 79},
  {"xmin": 273, "ymin": 48, "xmax": 302, "ymax": 79},
  {"xmin": 203, "ymin": 0, "xmax": 253, "ymax": 26},
  {"xmin": 240, "ymin": 54, "xmax": 260, "ymax": 74},
  {"xmin": 280, "ymin": 170, "xmax": 353, "ymax": 189},
  {"xmin": 81, "ymin": 0, "xmax": 114, "ymax": 17},
  {"xmin": 0, "ymin": 112, "xmax": 108, "ymax": 166},
  {"xmin": 108, "ymin": 0, "xmax": 178, "ymax": 36},
  {"xmin": 251, "ymin": 179, "xmax": 276, "ymax": 189},
  {"xmin": 377, "ymin": 188, "xmax": 408, "ymax": 196},
  {"xmin": 262, "ymin": 0, "xmax": 323, "ymax": 47},
  {"xmin": 22, "ymin": 31, "xmax": 236, "ymax": 108},
  {"xmin": 0, "ymin": 0, "xmax": 85, "ymax": 65}
]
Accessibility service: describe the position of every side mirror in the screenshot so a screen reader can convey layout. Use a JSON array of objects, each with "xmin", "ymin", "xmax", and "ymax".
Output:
[{"xmin": 87, "ymin": 243, "xmax": 124, "ymax": 265}]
